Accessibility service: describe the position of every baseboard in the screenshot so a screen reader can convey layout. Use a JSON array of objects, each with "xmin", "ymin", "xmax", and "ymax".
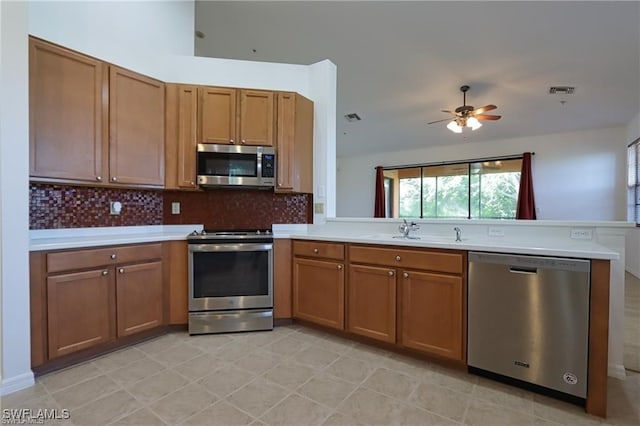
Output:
[
  {"xmin": 608, "ymin": 363, "xmax": 627, "ymax": 380},
  {"xmin": 0, "ymin": 371, "xmax": 35, "ymax": 396},
  {"xmin": 626, "ymin": 268, "xmax": 640, "ymax": 280}
]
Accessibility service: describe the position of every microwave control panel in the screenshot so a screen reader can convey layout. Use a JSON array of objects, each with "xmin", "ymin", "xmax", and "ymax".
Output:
[{"xmin": 262, "ymin": 154, "xmax": 275, "ymax": 178}]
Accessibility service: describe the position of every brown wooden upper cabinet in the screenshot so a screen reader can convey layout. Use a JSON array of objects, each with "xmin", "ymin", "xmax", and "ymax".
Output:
[
  {"xmin": 199, "ymin": 87, "xmax": 275, "ymax": 146},
  {"xmin": 165, "ymin": 84, "xmax": 198, "ymax": 189},
  {"xmin": 276, "ymin": 92, "xmax": 314, "ymax": 193},
  {"xmin": 29, "ymin": 37, "xmax": 165, "ymax": 188}
]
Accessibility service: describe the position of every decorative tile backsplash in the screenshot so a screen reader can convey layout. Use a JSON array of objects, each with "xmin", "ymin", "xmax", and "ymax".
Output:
[
  {"xmin": 29, "ymin": 184, "xmax": 163, "ymax": 229},
  {"xmin": 30, "ymin": 184, "xmax": 312, "ymax": 230},
  {"xmin": 162, "ymin": 189, "xmax": 313, "ymax": 230}
]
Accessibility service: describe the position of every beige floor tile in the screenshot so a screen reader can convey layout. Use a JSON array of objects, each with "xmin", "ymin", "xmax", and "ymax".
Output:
[
  {"xmin": 150, "ymin": 343, "xmax": 204, "ymax": 368},
  {"xmin": 382, "ymin": 353, "xmax": 436, "ymax": 378},
  {"xmin": 91, "ymin": 347, "xmax": 146, "ymax": 373},
  {"xmin": 315, "ymin": 335, "xmax": 356, "ymax": 354},
  {"xmin": 260, "ymin": 394, "xmax": 333, "ymax": 426},
  {"xmin": 187, "ymin": 333, "xmax": 235, "ymax": 353},
  {"xmin": 69, "ymin": 390, "xmax": 141, "ymax": 425},
  {"xmin": 471, "ymin": 376, "xmax": 535, "ymax": 415},
  {"xmin": 171, "ymin": 353, "xmax": 227, "ymax": 381},
  {"xmin": 148, "ymin": 382, "xmax": 217, "ymax": 425},
  {"xmin": 136, "ymin": 334, "xmax": 181, "ymax": 355},
  {"xmin": 422, "ymin": 366, "xmax": 477, "ymax": 394},
  {"xmin": 108, "ymin": 358, "xmax": 166, "ymax": 387},
  {"xmin": 325, "ymin": 355, "xmax": 377, "ymax": 384},
  {"xmin": 234, "ymin": 350, "xmax": 282, "ymax": 374},
  {"xmin": 393, "ymin": 403, "xmax": 460, "ymax": 426},
  {"xmin": 214, "ymin": 342, "xmax": 258, "ymax": 362},
  {"xmin": 0, "ymin": 394, "xmax": 61, "ymax": 412},
  {"xmin": 320, "ymin": 411, "xmax": 364, "ymax": 426},
  {"xmin": 298, "ymin": 372, "xmax": 357, "ymax": 408},
  {"xmin": 40, "ymin": 362, "xmax": 103, "ymax": 393},
  {"xmin": 361, "ymin": 367, "xmax": 420, "ymax": 401},
  {"xmin": 344, "ymin": 343, "xmax": 391, "ymax": 365},
  {"xmin": 532, "ymin": 394, "xmax": 604, "ymax": 425},
  {"xmin": 183, "ymin": 400, "xmax": 255, "ymax": 426},
  {"xmin": 233, "ymin": 330, "xmax": 284, "ymax": 347},
  {"xmin": 198, "ymin": 364, "xmax": 257, "ymax": 398},
  {"xmin": 0, "ymin": 382, "xmax": 49, "ymax": 408},
  {"xmin": 464, "ymin": 397, "xmax": 537, "ymax": 425},
  {"xmin": 262, "ymin": 335, "xmax": 312, "ymax": 358},
  {"xmin": 262, "ymin": 361, "xmax": 317, "ymax": 390},
  {"xmin": 110, "ymin": 407, "xmax": 167, "ymax": 425},
  {"xmin": 409, "ymin": 381, "xmax": 470, "ymax": 422},
  {"xmin": 336, "ymin": 387, "xmax": 404, "ymax": 425},
  {"xmin": 226, "ymin": 378, "xmax": 291, "ymax": 418},
  {"xmin": 292, "ymin": 346, "xmax": 341, "ymax": 370},
  {"xmin": 126, "ymin": 370, "xmax": 189, "ymax": 405},
  {"xmin": 51, "ymin": 374, "xmax": 120, "ymax": 409}
]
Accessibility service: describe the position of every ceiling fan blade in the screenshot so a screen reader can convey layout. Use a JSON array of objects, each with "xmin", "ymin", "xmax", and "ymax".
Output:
[
  {"xmin": 441, "ymin": 109, "xmax": 455, "ymax": 114},
  {"xmin": 473, "ymin": 105, "xmax": 497, "ymax": 115},
  {"xmin": 475, "ymin": 114, "xmax": 501, "ymax": 121},
  {"xmin": 427, "ymin": 117, "xmax": 454, "ymax": 125}
]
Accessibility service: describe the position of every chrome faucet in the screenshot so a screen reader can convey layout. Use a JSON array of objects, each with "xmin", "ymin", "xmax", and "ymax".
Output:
[
  {"xmin": 397, "ymin": 219, "xmax": 420, "ymax": 239},
  {"xmin": 454, "ymin": 227, "xmax": 462, "ymax": 242}
]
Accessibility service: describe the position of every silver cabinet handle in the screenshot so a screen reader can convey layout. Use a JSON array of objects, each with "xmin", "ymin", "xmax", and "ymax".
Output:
[
  {"xmin": 190, "ymin": 181, "xmax": 195, "ymax": 186},
  {"xmin": 313, "ymin": 248, "xmax": 319, "ymax": 254},
  {"xmin": 229, "ymin": 139, "xmax": 235, "ymax": 144},
  {"xmin": 241, "ymin": 140, "xmax": 246, "ymax": 145},
  {"xmin": 119, "ymin": 268, "xmax": 124, "ymax": 274},
  {"xmin": 395, "ymin": 255, "xmax": 401, "ymax": 261},
  {"xmin": 337, "ymin": 264, "xmax": 343, "ymax": 270},
  {"xmin": 111, "ymin": 177, "xmax": 117, "ymax": 182},
  {"xmin": 403, "ymin": 272, "xmax": 409, "ymax": 279},
  {"xmin": 102, "ymin": 270, "xmax": 108, "ymax": 276},
  {"xmin": 110, "ymin": 254, "xmax": 117, "ymax": 259},
  {"xmin": 96, "ymin": 176, "xmax": 102, "ymax": 182},
  {"xmin": 388, "ymin": 271, "xmax": 394, "ymax": 276}
]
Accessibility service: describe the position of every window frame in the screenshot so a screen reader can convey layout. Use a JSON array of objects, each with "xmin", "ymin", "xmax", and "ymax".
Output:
[{"xmin": 628, "ymin": 138, "xmax": 640, "ymax": 226}]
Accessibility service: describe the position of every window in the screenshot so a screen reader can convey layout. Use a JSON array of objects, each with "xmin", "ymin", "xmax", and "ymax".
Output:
[
  {"xmin": 384, "ymin": 157, "xmax": 522, "ymax": 219},
  {"xmin": 628, "ymin": 139, "xmax": 640, "ymax": 225}
]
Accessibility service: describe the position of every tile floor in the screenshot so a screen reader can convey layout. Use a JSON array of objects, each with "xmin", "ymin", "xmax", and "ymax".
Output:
[
  {"xmin": 625, "ymin": 272, "xmax": 640, "ymax": 372},
  {"xmin": 2, "ymin": 325, "xmax": 639, "ymax": 426}
]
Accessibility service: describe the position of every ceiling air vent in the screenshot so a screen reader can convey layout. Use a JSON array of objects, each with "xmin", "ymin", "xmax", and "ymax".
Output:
[
  {"xmin": 549, "ymin": 86, "xmax": 575, "ymax": 95},
  {"xmin": 344, "ymin": 113, "xmax": 362, "ymax": 122}
]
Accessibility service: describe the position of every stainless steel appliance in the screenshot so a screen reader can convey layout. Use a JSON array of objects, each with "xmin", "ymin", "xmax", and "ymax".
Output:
[
  {"xmin": 467, "ymin": 252, "xmax": 591, "ymax": 401},
  {"xmin": 197, "ymin": 144, "xmax": 275, "ymax": 188},
  {"xmin": 187, "ymin": 230, "xmax": 273, "ymax": 334}
]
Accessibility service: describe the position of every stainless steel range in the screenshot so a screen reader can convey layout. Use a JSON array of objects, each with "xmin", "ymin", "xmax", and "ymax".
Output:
[{"xmin": 187, "ymin": 229, "xmax": 273, "ymax": 335}]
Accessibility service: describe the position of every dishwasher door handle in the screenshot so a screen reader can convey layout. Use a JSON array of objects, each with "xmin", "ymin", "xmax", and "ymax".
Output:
[{"xmin": 509, "ymin": 266, "xmax": 538, "ymax": 275}]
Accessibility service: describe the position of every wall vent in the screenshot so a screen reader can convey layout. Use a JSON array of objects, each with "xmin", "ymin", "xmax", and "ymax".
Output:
[
  {"xmin": 344, "ymin": 113, "xmax": 362, "ymax": 122},
  {"xmin": 549, "ymin": 86, "xmax": 575, "ymax": 95}
]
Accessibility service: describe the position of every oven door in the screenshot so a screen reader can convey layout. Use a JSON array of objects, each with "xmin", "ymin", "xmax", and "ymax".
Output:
[{"xmin": 188, "ymin": 242, "xmax": 273, "ymax": 312}]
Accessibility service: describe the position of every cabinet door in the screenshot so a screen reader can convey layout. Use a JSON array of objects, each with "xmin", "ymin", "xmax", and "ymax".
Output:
[
  {"xmin": 116, "ymin": 261, "xmax": 164, "ymax": 337},
  {"xmin": 199, "ymin": 87, "xmax": 237, "ymax": 144},
  {"xmin": 276, "ymin": 92, "xmax": 313, "ymax": 193},
  {"xmin": 274, "ymin": 239, "xmax": 293, "ymax": 319},
  {"xmin": 401, "ymin": 270, "xmax": 463, "ymax": 361},
  {"xmin": 29, "ymin": 37, "xmax": 107, "ymax": 184},
  {"xmin": 109, "ymin": 66, "xmax": 165, "ymax": 186},
  {"xmin": 348, "ymin": 264, "xmax": 396, "ymax": 343},
  {"xmin": 293, "ymin": 257, "xmax": 344, "ymax": 330},
  {"xmin": 166, "ymin": 84, "xmax": 198, "ymax": 189},
  {"xmin": 47, "ymin": 269, "xmax": 115, "ymax": 358},
  {"xmin": 239, "ymin": 90, "xmax": 274, "ymax": 146},
  {"xmin": 167, "ymin": 241, "xmax": 189, "ymax": 325}
]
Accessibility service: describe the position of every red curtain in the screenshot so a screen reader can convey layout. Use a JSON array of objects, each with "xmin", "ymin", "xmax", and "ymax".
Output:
[
  {"xmin": 374, "ymin": 166, "xmax": 385, "ymax": 218},
  {"xmin": 516, "ymin": 152, "xmax": 536, "ymax": 219}
]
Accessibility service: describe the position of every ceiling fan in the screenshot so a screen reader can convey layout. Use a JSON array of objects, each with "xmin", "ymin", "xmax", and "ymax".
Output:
[{"xmin": 428, "ymin": 85, "xmax": 501, "ymax": 133}]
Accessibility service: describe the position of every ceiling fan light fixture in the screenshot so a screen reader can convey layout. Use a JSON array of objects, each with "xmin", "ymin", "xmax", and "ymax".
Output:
[
  {"xmin": 447, "ymin": 120, "xmax": 463, "ymax": 133},
  {"xmin": 466, "ymin": 116, "xmax": 482, "ymax": 130}
]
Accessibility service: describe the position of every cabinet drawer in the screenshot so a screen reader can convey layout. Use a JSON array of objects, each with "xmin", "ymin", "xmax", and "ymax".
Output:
[
  {"xmin": 293, "ymin": 240, "xmax": 344, "ymax": 260},
  {"xmin": 349, "ymin": 245, "xmax": 463, "ymax": 274},
  {"xmin": 47, "ymin": 243, "xmax": 163, "ymax": 273}
]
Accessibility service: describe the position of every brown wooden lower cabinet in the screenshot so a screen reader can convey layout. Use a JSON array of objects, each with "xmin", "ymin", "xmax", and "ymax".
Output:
[
  {"xmin": 116, "ymin": 261, "xmax": 163, "ymax": 337},
  {"xmin": 347, "ymin": 264, "xmax": 396, "ymax": 343},
  {"xmin": 400, "ymin": 270, "xmax": 463, "ymax": 361},
  {"xmin": 274, "ymin": 239, "xmax": 293, "ymax": 319},
  {"xmin": 293, "ymin": 257, "xmax": 345, "ymax": 330},
  {"xmin": 47, "ymin": 268, "xmax": 116, "ymax": 359}
]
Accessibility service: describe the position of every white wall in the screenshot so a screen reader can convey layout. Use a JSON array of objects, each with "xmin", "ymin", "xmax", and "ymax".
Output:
[
  {"xmin": 337, "ymin": 126, "xmax": 628, "ymax": 221},
  {"xmin": 0, "ymin": 0, "xmax": 32, "ymax": 395},
  {"xmin": 627, "ymin": 111, "xmax": 640, "ymax": 277}
]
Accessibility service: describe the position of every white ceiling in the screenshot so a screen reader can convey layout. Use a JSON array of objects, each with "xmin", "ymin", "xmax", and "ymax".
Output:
[{"xmin": 194, "ymin": 1, "xmax": 640, "ymax": 157}]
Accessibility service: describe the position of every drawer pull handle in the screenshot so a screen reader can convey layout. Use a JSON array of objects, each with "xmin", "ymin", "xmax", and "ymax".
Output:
[
  {"xmin": 403, "ymin": 272, "xmax": 409, "ymax": 279},
  {"xmin": 96, "ymin": 176, "xmax": 102, "ymax": 182},
  {"xmin": 337, "ymin": 264, "xmax": 343, "ymax": 270},
  {"xmin": 229, "ymin": 139, "xmax": 235, "ymax": 144},
  {"xmin": 111, "ymin": 176, "xmax": 117, "ymax": 182},
  {"xmin": 388, "ymin": 271, "xmax": 394, "ymax": 276},
  {"xmin": 102, "ymin": 270, "xmax": 108, "ymax": 276},
  {"xmin": 119, "ymin": 268, "xmax": 125, "ymax": 274},
  {"xmin": 395, "ymin": 255, "xmax": 401, "ymax": 261},
  {"xmin": 313, "ymin": 248, "xmax": 319, "ymax": 254},
  {"xmin": 110, "ymin": 254, "xmax": 117, "ymax": 259}
]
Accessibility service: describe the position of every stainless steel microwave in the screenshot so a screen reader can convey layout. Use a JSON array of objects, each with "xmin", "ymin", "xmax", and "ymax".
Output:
[{"xmin": 196, "ymin": 144, "xmax": 276, "ymax": 189}]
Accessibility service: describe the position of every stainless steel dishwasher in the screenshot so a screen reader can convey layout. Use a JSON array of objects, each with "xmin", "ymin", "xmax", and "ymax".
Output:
[{"xmin": 467, "ymin": 252, "xmax": 590, "ymax": 401}]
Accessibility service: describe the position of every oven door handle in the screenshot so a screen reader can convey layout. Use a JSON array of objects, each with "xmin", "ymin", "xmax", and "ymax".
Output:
[{"xmin": 189, "ymin": 243, "xmax": 273, "ymax": 253}]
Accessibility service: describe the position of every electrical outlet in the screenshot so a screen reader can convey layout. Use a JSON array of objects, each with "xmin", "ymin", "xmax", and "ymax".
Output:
[
  {"xmin": 570, "ymin": 229, "xmax": 593, "ymax": 240},
  {"xmin": 109, "ymin": 201, "xmax": 122, "ymax": 215},
  {"xmin": 314, "ymin": 203, "xmax": 324, "ymax": 214},
  {"xmin": 171, "ymin": 202, "xmax": 181, "ymax": 215},
  {"xmin": 488, "ymin": 226, "xmax": 505, "ymax": 237}
]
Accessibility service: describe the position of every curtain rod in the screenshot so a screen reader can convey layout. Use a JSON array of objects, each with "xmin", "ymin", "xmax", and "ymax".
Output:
[{"xmin": 376, "ymin": 152, "xmax": 534, "ymax": 171}]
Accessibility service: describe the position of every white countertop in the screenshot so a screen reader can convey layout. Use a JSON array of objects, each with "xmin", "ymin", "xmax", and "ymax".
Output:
[{"xmin": 30, "ymin": 225, "xmax": 203, "ymax": 251}]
